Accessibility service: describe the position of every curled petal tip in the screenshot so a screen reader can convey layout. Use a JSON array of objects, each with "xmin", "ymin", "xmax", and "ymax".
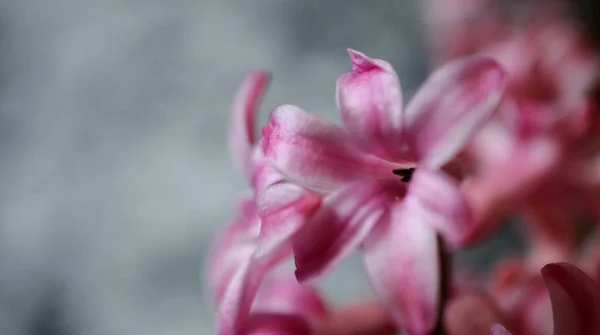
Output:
[
  {"xmin": 475, "ymin": 55, "xmax": 506, "ymax": 88},
  {"xmin": 259, "ymin": 105, "xmax": 288, "ymax": 159},
  {"xmin": 338, "ymin": 49, "xmax": 403, "ymax": 160},
  {"xmin": 454, "ymin": 55, "xmax": 506, "ymax": 98},
  {"xmin": 347, "ymin": 48, "xmax": 382, "ymax": 74},
  {"xmin": 541, "ymin": 262, "xmax": 600, "ymax": 335},
  {"xmin": 230, "ymin": 71, "xmax": 271, "ymax": 174}
]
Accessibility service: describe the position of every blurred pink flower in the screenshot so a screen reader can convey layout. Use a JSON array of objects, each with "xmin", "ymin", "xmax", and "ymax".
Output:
[
  {"xmin": 422, "ymin": 0, "xmax": 506, "ymax": 63},
  {"xmin": 447, "ymin": 262, "xmax": 600, "ymax": 335},
  {"xmin": 207, "ymin": 71, "xmax": 322, "ymax": 335},
  {"xmin": 423, "ymin": 0, "xmax": 600, "ymax": 264},
  {"xmin": 486, "ymin": 259, "xmax": 600, "ymax": 335},
  {"xmin": 260, "ymin": 49, "xmax": 505, "ymax": 334}
]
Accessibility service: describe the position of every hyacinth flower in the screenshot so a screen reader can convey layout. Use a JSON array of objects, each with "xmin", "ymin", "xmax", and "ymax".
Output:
[
  {"xmin": 421, "ymin": 0, "xmax": 506, "ymax": 63},
  {"xmin": 208, "ymin": 200, "xmax": 397, "ymax": 335},
  {"xmin": 207, "ymin": 72, "xmax": 322, "ymax": 335},
  {"xmin": 443, "ymin": 262, "xmax": 600, "ymax": 335},
  {"xmin": 502, "ymin": 262, "xmax": 600, "ymax": 335},
  {"xmin": 260, "ymin": 49, "xmax": 506, "ymax": 334},
  {"xmin": 476, "ymin": 252, "xmax": 600, "ymax": 335},
  {"xmin": 422, "ymin": 0, "xmax": 600, "ymax": 268}
]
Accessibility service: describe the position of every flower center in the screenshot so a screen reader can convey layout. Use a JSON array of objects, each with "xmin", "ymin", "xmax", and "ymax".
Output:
[{"xmin": 392, "ymin": 168, "xmax": 415, "ymax": 182}]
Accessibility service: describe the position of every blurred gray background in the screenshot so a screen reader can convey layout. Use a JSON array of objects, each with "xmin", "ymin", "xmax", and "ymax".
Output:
[{"xmin": 0, "ymin": 1, "xmax": 525, "ymax": 334}]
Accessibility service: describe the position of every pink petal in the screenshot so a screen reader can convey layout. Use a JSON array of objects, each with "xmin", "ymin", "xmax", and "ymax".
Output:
[
  {"xmin": 217, "ymin": 186, "xmax": 320, "ymax": 335},
  {"xmin": 250, "ymin": 147, "xmax": 285, "ymax": 194},
  {"xmin": 293, "ymin": 180, "xmax": 405, "ymax": 282},
  {"xmin": 243, "ymin": 313, "xmax": 312, "ymax": 335},
  {"xmin": 490, "ymin": 324, "xmax": 512, "ymax": 335},
  {"xmin": 217, "ymin": 248, "xmax": 291, "ymax": 335},
  {"xmin": 541, "ymin": 263, "xmax": 600, "ymax": 335},
  {"xmin": 462, "ymin": 132, "xmax": 562, "ymax": 241},
  {"xmin": 206, "ymin": 196, "xmax": 261, "ymax": 304},
  {"xmin": 405, "ymin": 169, "xmax": 475, "ymax": 248},
  {"xmin": 403, "ymin": 56, "xmax": 505, "ymax": 168},
  {"xmin": 336, "ymin": 49, "xmax": 407, "ymax": 161},
  {"xmin": 255, "ymin": 182, "xmax": 322, "ymax": 260},
  {"xmin": 229, "ymin": 71, "xmax": 271, "ymax": 176},
  {"xmin": 260, "ymin": 104, "xmax": 397, "ymax": 191},
  {"xmin": 215, "ymin": 184, "xmax": 321, "ymax": 335},
  {"xmin": 253, "ymin": 275, "xmax": 329, "ymax": 319},
  {"xmin": 363, "ymin": 201, "xmax": 440, "ymax": 335}
]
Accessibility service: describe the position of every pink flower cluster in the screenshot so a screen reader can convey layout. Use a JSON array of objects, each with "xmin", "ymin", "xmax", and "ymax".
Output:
[{"xmin": 205, "ymin": 1, "xmax": 600, "ymax": 334}]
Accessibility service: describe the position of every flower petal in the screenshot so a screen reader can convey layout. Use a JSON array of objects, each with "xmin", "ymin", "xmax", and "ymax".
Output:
[
  {"xmin": 260, "ymin": 105, "xmax": 397, "ymax": 191},
  {"xmin": 490, "ymin": 324, "xmax": 512, "ymax": 335},
  {"xmin": 253, "ymin": 275, "xmax": 329, "ymax": 319},
  {"xmin": 217, "ymin": 247, "xmax": 292, "ymax": 335},
  {"xmin": 255, "ymin": 182, "xmax": 322, "ymax": 260},
  {"xmin": 243, "ymin": 313, "xmax": 312, "ymax": 335},
  {"xmin": 212, "ymin": 194, "xmax": 310, "ymax": 335},
  {"xmin": 403, "ymin": 56, "xmax": 505, "ymax": 168},
  {"xmin": 250, "ymin": 147, "xmax": 285, "ymax": 194},
  {"xmin": 229, "ymin": 71, "xmax": 271, "ymax": 176},
  {"xmin": 293, "ymin": 180, "xmax": 405, "ymax": 282},
  {"xmin": 541, "ymin": 263, "xmax": 600, "ymax": 335},
  {"xmin": 336, "ymin": 49, "xmax": 407, "ymax": 161},
  {"xmin": 363, "ymin": 201, "xmax": 440, "ymax": 335},
  {"xmin": 405, "ymin": 169, "xmax": 475, "ymax": 248},
  {"xmin": 206, "ymin": 196, "xmax": 261, "ymax": 305}
]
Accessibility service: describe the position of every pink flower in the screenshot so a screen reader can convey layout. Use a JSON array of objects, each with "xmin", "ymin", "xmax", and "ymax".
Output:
[
  {"xmin": 489, "ymin": 259, "xmax": 552, "ymax": 335},
  {"xmin": 207, "ymin": 72, "xmax": 322, "ymax": 335},
  {"xmin": 424, "ymin": 1, "xmax": 600, "ymax": 262},
  {"xmin": 446, "ymin": 262, "xmax": 600, "ymax": 335},
  {"xmin": 207, "ymin": 195, "xmax": 325, "ymax": 335},
  {"xmin": 422, "ymin": 0, "xmax": 506, "ymax": 63},
  {"xmin": 260, "ymin": 49, "xmax": 505, "ymax": 334},
  {"xmin": 492, "ymin": 262, "xmax": 600, "ymax": 335},
  {"xmin": 483, "ymin": 257, "xmax": 600, "ymax": 335},
  {"xmin": 462, "ymin": 100, "xmax": 599, "ymax": 269}
]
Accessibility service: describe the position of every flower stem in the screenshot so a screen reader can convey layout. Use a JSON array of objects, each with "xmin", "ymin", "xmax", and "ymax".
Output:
[{"xmin": 431, "ymin": 235, "xmax": 452, "ymax": 335}]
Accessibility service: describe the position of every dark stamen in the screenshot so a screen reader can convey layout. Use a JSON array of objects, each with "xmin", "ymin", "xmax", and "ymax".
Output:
[{"xmin": 392, "ymin": 167, "xmax": 415, "ymax": 182}]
